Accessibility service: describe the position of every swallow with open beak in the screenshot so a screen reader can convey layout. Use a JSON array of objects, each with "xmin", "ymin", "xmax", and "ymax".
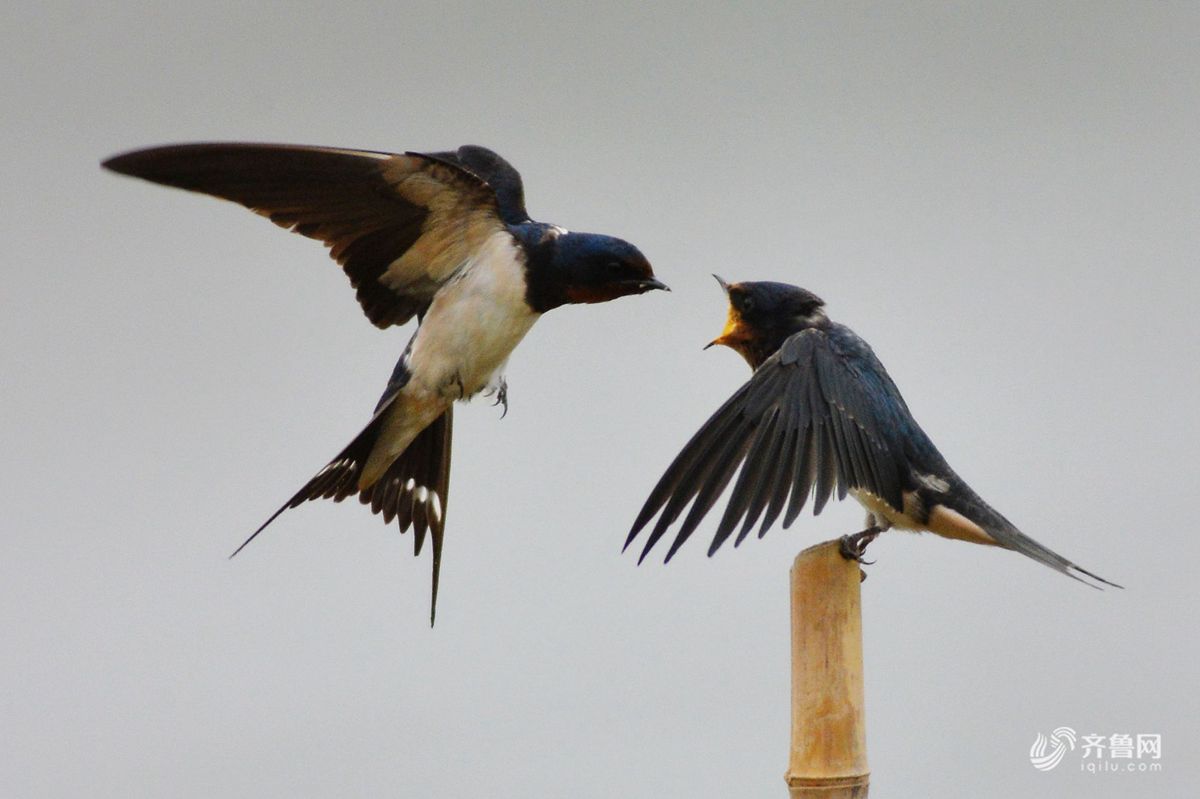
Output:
[{"xmin": 626, "ymin": 277, "xmax": 1119, "ymax": 589}]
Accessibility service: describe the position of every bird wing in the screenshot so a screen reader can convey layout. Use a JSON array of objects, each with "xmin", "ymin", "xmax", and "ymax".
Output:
[
  {"xmin": 422, "ymin": 145, "xmax": 530, "ymax": 225},
  {"xmin": 627, "ymin": 327, "xmax": 909, "ymax": 562},
  {"xmin": 102, "ymin": 142, "xmax": 517, "ymax": 328}
]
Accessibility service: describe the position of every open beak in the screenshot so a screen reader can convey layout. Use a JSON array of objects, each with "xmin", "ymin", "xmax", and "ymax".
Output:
[
  {"xmin": 705, "ymin": 319, "xmax": 739, "ymax": 350},
  {"xmin": 706, "ymin": 276, "xmax": 740, "ymax": 350}
]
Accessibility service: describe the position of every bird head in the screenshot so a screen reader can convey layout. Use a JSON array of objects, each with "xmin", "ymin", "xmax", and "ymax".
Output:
[
  {"xmin": 539, "ymin": 232, "xmax": 667, "ymax": 309},
  {"xmin": 706, "ymin": 277, "xmax": 826, "ymax": 368}
]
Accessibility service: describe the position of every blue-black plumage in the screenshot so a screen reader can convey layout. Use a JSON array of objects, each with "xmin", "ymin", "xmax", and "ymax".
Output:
[
  {"xmin": 627, "ymin": 278, "xmax": 1119, "ymax": 589},
  {"xmin": 103, "ymin": 142, "xmax": 668, "ymax": 622}
]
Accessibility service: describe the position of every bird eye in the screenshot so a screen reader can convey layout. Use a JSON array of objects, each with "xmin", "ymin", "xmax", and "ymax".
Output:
[
  {"xmin": 605, "ymin": 260, "xmax": 624, "ymax": 275},
  {"xmin": 740, "ymin": 295, "xmax": 756, "ymax": 313}
]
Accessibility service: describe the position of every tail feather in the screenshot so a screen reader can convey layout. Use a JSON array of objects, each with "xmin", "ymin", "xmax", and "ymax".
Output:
[
  {"xmin": 230, "ymin": 397, "xmax": 454, "ymax": 624},
  {"xmin": 982, "ymin": 514, "xmax": 1122, "ymax": 590},
  {"xmin": 358, "ymin": 407, "xmax": 452, "ymax": 624}
]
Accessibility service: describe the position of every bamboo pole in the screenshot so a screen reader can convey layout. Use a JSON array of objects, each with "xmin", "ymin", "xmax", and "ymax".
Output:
[{"xmin": 785, "ymin": 540, "xmax": 869, "ymax": 798}]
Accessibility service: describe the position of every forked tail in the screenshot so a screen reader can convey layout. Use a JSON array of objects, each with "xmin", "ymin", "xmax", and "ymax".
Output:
[
  {"xmin": 230, "ymin": 398, "xmax": 454, "ymax": 624},
  {"xmin": 980, "ymin": 509, "xmax": 1122, "ymax": 590}
]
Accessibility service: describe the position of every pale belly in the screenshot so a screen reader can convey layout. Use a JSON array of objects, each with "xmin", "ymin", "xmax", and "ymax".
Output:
[
  {"xmin": 358, "ymin": 231, "xmax": 540, "ymax": 488},
  {"xmin": 405, "ymin": 231, "xmax": 540, "ymax": 400},
  {"xmin": 850, "ymin": 488, "xmax": 997, "ymax": 546}
]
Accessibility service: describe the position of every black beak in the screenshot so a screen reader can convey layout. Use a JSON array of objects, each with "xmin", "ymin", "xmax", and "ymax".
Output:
[
  {"xmin": 712, "ymin": 274, "xmax": 730, "ymax": 293},
  {"xmin": 636, "ymin": 277, "xmax": 670, "ymax": 292}
]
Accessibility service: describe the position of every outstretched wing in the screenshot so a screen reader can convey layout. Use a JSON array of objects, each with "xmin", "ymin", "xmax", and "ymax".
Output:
[
  {"xmin": 627, "ymin": 327, "xmax": 910, "ymax": 562},
  {"xmin": 102, "ymin": 142, "xmax": 517, "ymax": 327}
]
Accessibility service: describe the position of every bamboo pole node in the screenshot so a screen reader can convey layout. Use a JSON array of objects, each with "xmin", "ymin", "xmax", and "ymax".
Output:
[{"xmin": 785, "ymin": 539, "xmax": 870, "ymax": 798}]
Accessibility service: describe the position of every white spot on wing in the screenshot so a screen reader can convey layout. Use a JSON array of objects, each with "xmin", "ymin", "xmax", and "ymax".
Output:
[{"xmin": 916, "ymin": 473, "xmax": 951, "ymax": 493}]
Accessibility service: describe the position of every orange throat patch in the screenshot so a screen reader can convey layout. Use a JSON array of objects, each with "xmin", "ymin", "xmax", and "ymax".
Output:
[{"xmin": 709, "ymin": 307, "xmax": 757, "ymax": 365}]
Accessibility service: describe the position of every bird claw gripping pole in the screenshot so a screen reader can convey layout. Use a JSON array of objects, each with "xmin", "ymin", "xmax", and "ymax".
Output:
[{"xmin": 838, "ymin": 527, "xmax": 882, "ymax": 565}]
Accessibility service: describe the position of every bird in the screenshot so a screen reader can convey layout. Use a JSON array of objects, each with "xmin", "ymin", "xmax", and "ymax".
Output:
[
  {"xmin": 102, "ymin": 142, "xmax": 668, "ymax": 622},
  {"xmin": 626, "ymin": 277, "xmax": 1119, "ymax": 589}
]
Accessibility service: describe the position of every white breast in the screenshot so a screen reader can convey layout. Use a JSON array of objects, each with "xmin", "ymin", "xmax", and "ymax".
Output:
[{"xmin": 405, "ymin": 230, "xmax": 540, "ymax": 400}]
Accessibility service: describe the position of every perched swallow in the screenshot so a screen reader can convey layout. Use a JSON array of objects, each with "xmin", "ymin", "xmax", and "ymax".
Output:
[
  {"xmin": 103, "ymin": 142, "xmax": 667, "ymax": 622},
  {"xmin": 626, "ymin": 277, "xmax": 1119, "ymax": 589}
]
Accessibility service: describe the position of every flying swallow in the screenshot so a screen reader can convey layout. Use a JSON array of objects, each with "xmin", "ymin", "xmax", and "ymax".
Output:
[
  {"xmin": 626, "ymin": 277, "xmax": 1119, "ymax": 589},
  {"xmin": 103, "ymin": 142, "xmax": 667, "ymax": 622}
]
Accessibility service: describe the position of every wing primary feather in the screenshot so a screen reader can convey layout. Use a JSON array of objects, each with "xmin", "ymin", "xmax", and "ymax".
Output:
[
  {"xmin": 847, "ymin": 417, "xmax": 877, "ymax": 492},
  {"xmin": 757, "ymin": 370, "xmax": 808, "ymax": 536},
  {"xmin": 812, "ymin": 420, "xmax": 839, "ymax": 515},
  {"xmin": 830, "ymin": 409, "xmax": 866, "ymax": 492},
  {"xmin": 648, "ymin": 368, "xmax": 790, "ymax": 561},
  {"xmin": 783, "ymin": 423, "xmax": 817, "ymax": 527},
  {"xmin": 643, "ymin": 411, "xmax": 747, "ymax": 542},
  {"xmin": 708, "ymin": 407, "xmax": 781, "ymax": 555},
  {"xmin": 826, "ymin": 410, "xmax": 854, "ymax": 499},
  {"xmin": 755, "ymin": 421, "xmax": 798, "ymax": 539},
  {"xmin": 854, "ymin": 424, "xmax": 884, "ymax": 500},
  {"xmin": 625, "ymin": 390, "xmax": 750, "ymax": 549},
  {"xmin": 102, "ymin": 143, "xmax": 506, "ymax": 329},
  {"xmin": 733, "ymin": 408, "xmax": 789, "ymax": 547},
  {"xmin": 658, "ymin": 418, "xmax": 757, "ymax": 562}
]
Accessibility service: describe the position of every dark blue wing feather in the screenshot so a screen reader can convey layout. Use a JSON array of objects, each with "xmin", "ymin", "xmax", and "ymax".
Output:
[{"xmin": 627, "ymin": 324, "xmax": 913, "ymax": 560}]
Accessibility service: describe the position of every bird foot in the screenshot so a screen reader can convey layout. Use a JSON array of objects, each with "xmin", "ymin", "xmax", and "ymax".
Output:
[
  {"xmin": 839, "ymin": 526, "xmax": 882, "ymax": 566},
  {"xmin": 492, "ymin": 378, "xmax": 508, "ymax": 418}
]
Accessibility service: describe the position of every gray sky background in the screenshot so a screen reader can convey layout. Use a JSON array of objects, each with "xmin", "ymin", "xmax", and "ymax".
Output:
[{"xmin": 3, "ymin": 3, "xmax": 1197, "ymax": 797}]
